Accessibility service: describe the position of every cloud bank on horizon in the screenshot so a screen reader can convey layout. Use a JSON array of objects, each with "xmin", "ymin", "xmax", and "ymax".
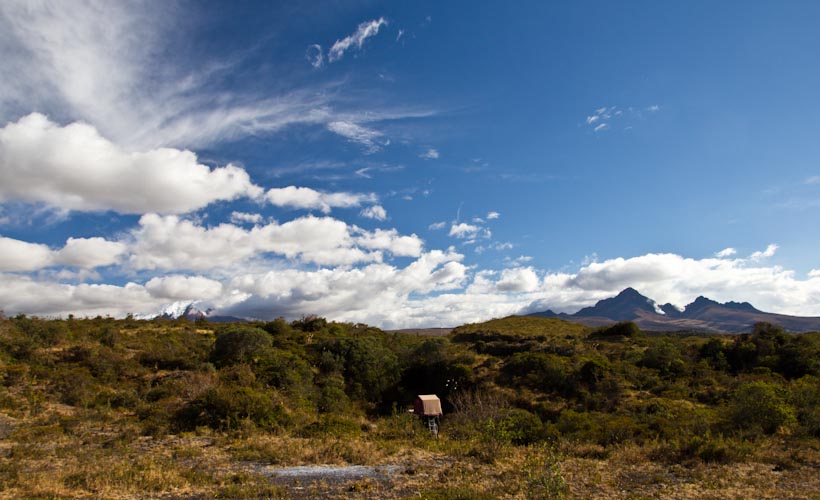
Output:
[{"xmin": 1, "ymin": 1, "xmax": 820, "ymax": 328}]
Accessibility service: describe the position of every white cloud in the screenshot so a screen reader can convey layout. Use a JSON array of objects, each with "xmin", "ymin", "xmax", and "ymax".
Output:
[
  {"xmin": 0, "ymin": 114, "xmax": 261, "ymax": 214},
  {"xmin": 0, "ymin": 273, "xmax": 159, "ymax": 318},
  {"xmin": 356, "ymin": 228, "xmax": 423, "ymax": 257},
  {"xmin": 0, "ymin": 235, "xmax": 125, "ymax": 272},
  {"xmin": 3, "ymin": 244, "xmax": 820, "ymax": 328},
  {"xmin": 428, "ymin": 221, "xmax": 447, "ymax": 230},
  {"xmin": 449, "ymin": 222, "xmax": 490, "ymax": 240},
  {"xmin": 56, "ymin": 237, "xmax": 126, "ymax": 268},
  {"xmin": 750, "ymin": 243, "xmax": 778, "ymax": 261},
  {"xmin": 265, "ymin": 186, "xmax": 376, "ymax": 213},
  {"xmin": 487, "ymin": 211, "xmax": 500, "ymax": 220},
  {"xmin": 128, "ymin": 213, "xmax": 421, "ymax": 271},
  {"xmin": 715, "ymin": 247, "xmax": 737, "ymax": 258},
  {"xmin": 145, "ymin": 275, "xmax": 223, "ymax": 301},
  {"xmin": 505, "ymin": 255, "xmax": 533, "ymax": 265},
  {"xmin": 360, "ymin": 205, "xmax": 388, "ymax": 221},
  {"xmin": 584, "ymin": 105, "xmax": 659, "ymax": 133},
  {"xmin": 221, "ymin": 248, "xmax": 466, "ymax": 327},
  {"xmin": 230, "ymin": 212, "xmax": 263, "ymax": 225},
  {"xmin": 0, "ymin": 236, "xmax": 54, "ymax": 272},
  {"xmin": 804, "ymin": 176, "xmax": 820, "ymax": 185},
  {"xmin": 327, "ymin": 121, "xmax": 385, "ymax": 152},
  {"xmin": 420, "ymin": 148, "xmax": 439, "ymax": 160},
  {"xmin": 306, "ymin": 44, "xmax": 323, "ymax": 68},
  {"xmin": 494, "ymin": 267, "xmax": 541, "ymax": 293},
  {"xmin": 0, "ymin": 2, "xmax": 341, "ymax": 150},
  {"xmin": 328, "ymin": 18, "xmax": 388, "ymax": 63},
  {"xmin": 0, "ymin": 4, "xmax": 431, "ymax": 155}
]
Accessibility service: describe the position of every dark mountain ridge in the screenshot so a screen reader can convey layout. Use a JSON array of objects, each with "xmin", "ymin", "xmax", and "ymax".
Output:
[{"xmin": 532, "ymin": 288, "xmax": 820, "ymax": 333}]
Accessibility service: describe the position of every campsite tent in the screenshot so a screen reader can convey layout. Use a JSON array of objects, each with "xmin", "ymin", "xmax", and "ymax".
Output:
[{"xmin": 414, "ymin": 394, "xmax": 443, "ymax": 417}]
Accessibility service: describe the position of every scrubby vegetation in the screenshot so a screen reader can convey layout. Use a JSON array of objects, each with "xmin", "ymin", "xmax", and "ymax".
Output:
[{"xmin": 1, "ymin": 312, "xmax": 819, "ymax": 498}]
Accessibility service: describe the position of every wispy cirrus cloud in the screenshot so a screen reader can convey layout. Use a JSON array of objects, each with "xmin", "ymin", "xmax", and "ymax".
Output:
[
  {"xmin": 328, "ymin": 18, "xmax": 388, "ymax": 63},
  {"xmin": 585, "ymin": 104, "xmax": 660, "ymax": 133},
  {"xmin": 0, "ymin": 3, "xmax": 428, "ymax": 155},
  {"xmin": 305, "ymin": 44, "xmax": 324, "ymax": 69},
  {"xmin": 420, "ymin": 148, "xmax": 439, "ymax": 160},
  {"xmin": 327, "ymin": 121, "xmax": 387, "ymax": 152}
]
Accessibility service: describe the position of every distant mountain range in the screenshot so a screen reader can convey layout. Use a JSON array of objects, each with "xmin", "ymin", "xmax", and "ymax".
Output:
[
  {"xmin": 531, "ymin": 287, "xmax": 820, "ymax": 333},
  {"xmin": 137, "ymin": 301, "xmax": 245, "ymax": 323}
]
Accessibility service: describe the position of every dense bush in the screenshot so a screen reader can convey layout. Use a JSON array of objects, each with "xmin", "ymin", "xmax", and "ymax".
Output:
[
  {"xmin": 211, "ymin": 326, "xmax": 273, "ymax": 367},
  {"xmin": 728, "ymin": 380, "xmax": 796, "ymax": 435}
]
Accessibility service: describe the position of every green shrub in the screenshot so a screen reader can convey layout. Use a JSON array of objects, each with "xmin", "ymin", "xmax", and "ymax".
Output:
[
  {"xmin": 590, "ymin": 321, "xmax": 640, "ymax": 339},
  {"xmin": 175, "ymin": 384, "xmax": 289, "ymax": 431},
  {"xmin": 501, "ymin": 408, "xmax": 544, "ymax": 445},
  {"xmin": 211, "ymin": 327, "xmax": 273, "ymax": 367},
  {"xmin": 728, "ymin": 380, "xmax": 796, "ymax": 435},
  {"xmin": 298, "ymin": 415, "xmax": 362, "ymax": 438},
  {"xmin": 790, "ymin": 375, "xmax": 820, "ymax": 436},
  {"xmin": 501, "ymin": 352, "xmax": 568, "ymax": 394}
]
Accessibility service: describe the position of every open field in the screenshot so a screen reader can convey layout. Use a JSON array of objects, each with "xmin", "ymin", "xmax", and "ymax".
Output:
[{"xmin": 2, "ymin": 315, "xmax": 820, "ymax": 498}]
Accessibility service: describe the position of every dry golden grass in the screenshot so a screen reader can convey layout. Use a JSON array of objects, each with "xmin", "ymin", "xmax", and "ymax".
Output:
[{"xmin": 3, "ymin": 410, "xmax": 820, "ymax": 500}]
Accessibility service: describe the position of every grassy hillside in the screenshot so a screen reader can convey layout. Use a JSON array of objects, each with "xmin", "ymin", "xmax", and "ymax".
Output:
[
  {"xmin": 1, "ymin": 314, "xmax": 819, "ymax": 499},
  {"xmin": 452, "ymin": 315, "xmax": 589, "ymax": 338}
]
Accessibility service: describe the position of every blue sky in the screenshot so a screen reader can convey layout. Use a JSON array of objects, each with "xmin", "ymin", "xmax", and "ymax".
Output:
[{"xmin": 1, "ymin": 1, "xmax": 820, "ymax": 327}]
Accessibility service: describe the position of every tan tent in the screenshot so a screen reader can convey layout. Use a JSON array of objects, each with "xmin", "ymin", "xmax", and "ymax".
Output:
[{"xmin": 414, "ymin": 394, "xmax": 443, "ymax": 417}]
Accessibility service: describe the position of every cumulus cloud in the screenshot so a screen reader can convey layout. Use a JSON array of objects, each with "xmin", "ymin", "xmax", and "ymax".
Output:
[
  {"xmin": 750, "ymin": 243, "xmax": 778, "ymax": 261},
  {"xmin": 128, "ymin": 213, "xmax": 422, "ymax": 271},
  {"xmin": 360, "ymin": 205, "xmax": 387, "ymax": 221},
  {"xmin": 449, "ymin": 222, "xmax": 490, "ymax": 240},
  {"xmin": 145, "ymin": 275, "xmax": 223, "ymax": 300},
  {"xmin": 0, "ymin": 235, "xmax": 125, "ymax": 271},
  {"xmin": 265, "ymin": 186, "xmax": 376, "ymax": 213},
  {"xmin": 3, "ymin": 244, "xmax": 820, "ymax": 328},
  {"xmin": 487, "ymin": 211, "xmax": 500, "ymax": 220},
  {"xmin": 494, "ymin": 267, "xmax": 541, "ymax": 293},
  {"xmin": 0, "ymin": 273, "xmax": 159, "ymax": 318},
  {"xmin": 356, "ymin": 228, "xmax": 423, "ymax": 257},
  {"xmin": 56, "ymin": 237, "xmax": 127, "ymax": 268},
  {"xmin": 0, "ymin": 114, "xmax": 262, "ymax": 214},
  {"xmin": 715, "ymin": 247, "xmax": 737, "ymax": 258},
  {"xmin": 328, "ymin": 18, "xmax": 388, "ymax": 63},
  {"xmin": 230, "ymin": 212, "xmax": 263, "ymax": 225},
  {"xmin": 0, "ymin": 236, "xmax": 54, "ymax": 272},
  {"xmin": 428, "ymin": 221, "xmax": 447, "ymax": 230},
  {"xmin": 221, "ymin": 248, "xmax": 466, "ymax": 326}
]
